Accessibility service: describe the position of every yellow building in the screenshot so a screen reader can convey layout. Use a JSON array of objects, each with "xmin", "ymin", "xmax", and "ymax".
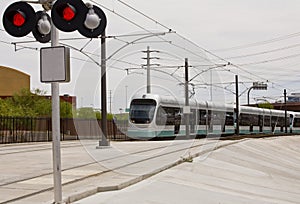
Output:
[{"xmin": 0, "ymin": 66, "xmax": 30, "ymax": 96}]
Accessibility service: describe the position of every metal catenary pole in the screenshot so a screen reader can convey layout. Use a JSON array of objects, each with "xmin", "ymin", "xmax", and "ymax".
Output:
[
  {"xmin": 185, "ymin": 58, "xmax": 190, "ymax": 139},
  {"xmin": 284, "ymin": 89, "xmax": 287, "ymax": 133},
  {"xmin": 235, "ymin": 75, "xmax": 240, "ymax": 135},
  {"xmin": 100, "ymin": 30, "xmax": 109, "ymax": 146}
]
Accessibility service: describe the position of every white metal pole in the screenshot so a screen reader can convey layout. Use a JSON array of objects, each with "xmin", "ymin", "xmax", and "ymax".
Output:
[{"xmin": 51, "ymin": 1, "xmax": 62, "ymax": 202}]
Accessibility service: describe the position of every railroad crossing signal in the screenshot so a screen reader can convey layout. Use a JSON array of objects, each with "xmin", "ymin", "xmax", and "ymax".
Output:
[
  {"xmin": 32, "ymin": 11, "xmax": 51, "ymax": 43},
  {"xmin": 77, "ymin": 3, "xmax": 107, "ymax": 38},
  {"xmin": 3, "ymin": 0, "xmax": 107, "ymax": 42},
  {"xmin": 51, "ymin": 0, "xmax": 107, "ymax": 38},
  {"xmin": 51, "ymin": 0, "xmax": 87, "ymax": 32},
  {"xmin": 2, "ymin": 2, "xmax": 36, "ymax": 38},
  {"xmin": 2, "ymin": 1, "xmax": 51, "ymax": 43}
]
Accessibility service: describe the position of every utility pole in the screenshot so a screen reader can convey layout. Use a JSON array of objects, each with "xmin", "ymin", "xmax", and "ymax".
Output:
[
  {"xmin": 142, "ymin": 46, "xmax": 159, "ymax": 94},
  {"xmin": 235, "ymin": 75, "xmax": 239, "ymax": 135},
  {"xmin": 185, "ymin": 58, "xmax": 190, "ymax": 139},
  {"xmin": 284, "ymin": 89, "xmax": 287, "ymax": 133}
]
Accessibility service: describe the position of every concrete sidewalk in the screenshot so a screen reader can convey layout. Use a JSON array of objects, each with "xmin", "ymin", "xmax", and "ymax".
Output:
[
  {"xmin": 0, "ymin": 137, "xmax": 238, "ymax": 203},
  {"xmin": 75, "ymin": 135, "xmax": 300, "ymax": 204}
]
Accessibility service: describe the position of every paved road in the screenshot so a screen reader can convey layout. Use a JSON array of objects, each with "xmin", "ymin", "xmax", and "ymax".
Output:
[{"xmin": 75, "ymin": 136, "xmax": 300, "ymax": 204}]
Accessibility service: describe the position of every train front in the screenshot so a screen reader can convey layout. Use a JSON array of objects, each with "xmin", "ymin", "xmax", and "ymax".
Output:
[{"xmin": 127, "ymin": 94, "xmax": 159, "ymax": 139}]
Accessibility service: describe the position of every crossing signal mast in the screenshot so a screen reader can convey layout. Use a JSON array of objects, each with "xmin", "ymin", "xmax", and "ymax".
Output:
[
  {"xmin": 51, "ymin": 0, "xmax": 106, "ymax": 37},
  {"xmin": 3, "ymin": 1, "xmax": 107, "ymax": 203}
]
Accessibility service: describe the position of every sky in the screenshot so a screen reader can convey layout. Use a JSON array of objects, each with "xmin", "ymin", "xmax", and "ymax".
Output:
[{"xmin": 1, "ymin": 0, "xmax": 300, "ymax": 112}]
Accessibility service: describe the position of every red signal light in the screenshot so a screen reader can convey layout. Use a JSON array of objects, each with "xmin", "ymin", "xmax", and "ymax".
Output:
[
  {"xmin": 3, "ymin": 1, "xmax": 35, "ymax": 37},
  {"xmin": 63, "ymin": 5, "xmax": 75, "ymax": 21},
  {"xmin": 13, "ymin": 11, "xmax": 26, "ymax": 27},
  {"xmin": 51, "ymin": 0, "xmax": 87, "ymax": 32}
]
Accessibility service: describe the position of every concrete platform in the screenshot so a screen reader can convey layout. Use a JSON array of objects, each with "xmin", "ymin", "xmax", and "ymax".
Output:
[{"xmin": 0, "ymin": 135, "xmax": 300, "ymax": 203}]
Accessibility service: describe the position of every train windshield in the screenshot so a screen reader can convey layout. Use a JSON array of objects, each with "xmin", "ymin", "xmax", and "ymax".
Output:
[{"xmin": 129, "ymin": 99, "xmax": 157, "ymax": 124}]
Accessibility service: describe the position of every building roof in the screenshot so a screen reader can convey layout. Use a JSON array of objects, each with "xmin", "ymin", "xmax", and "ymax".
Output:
[{"xmin": 0, "ymin": 66, "xmax": 30, "ymax": 96}]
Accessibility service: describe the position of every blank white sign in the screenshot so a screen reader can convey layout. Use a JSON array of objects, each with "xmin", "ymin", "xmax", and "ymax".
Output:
[{"xmin": 40, "ymin": 46, "xmax": 70, "ymax": 83}]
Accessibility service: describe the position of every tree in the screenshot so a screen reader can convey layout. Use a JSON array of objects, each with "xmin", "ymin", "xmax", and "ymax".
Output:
[
  {"xmin": 258, "ymin": 102, "xmax": 274, "ymax": 109},
  {"xmin": 76, "ymin": 107, "xmax": 97, "ymax": 119},
  {"xmin": 9, "ymin": 88, "xmax": 52, "ymax": 117},
  {"xmin": 0, "ymin": 98, "xmax": 12, "ymax": 116},
  {"xmin": 75, "ymin": 107, "xmax": 114, "ymax": 120},
  {"xmin": 60, "ymin": 101, "xmax": 73, "ymax": 118},
  {"xmin": 0, "ymin": 88, "xmax": 73, "ymax": 118}
]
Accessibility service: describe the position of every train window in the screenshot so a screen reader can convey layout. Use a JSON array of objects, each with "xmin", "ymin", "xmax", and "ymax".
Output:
[
  {"xmin": 293, "ymin": 118, "xmax": 300, "ymax": 127},
  {"xmin": 129, "ymin": 99, "xmax": 156, "ymax": 124},
  {"xmin": 271, "ymin": 116, "xmax": 284, "ymax": 127},
  {"xmin": 190, "ymin": 109, "xmax": 197, "ymax": 133},
  {"xmin": 199, "ymin": 109, "xmax": 206, "ymax": 125},
  {"xmin": 156, "ymin": 106, "xmax": 181, "ymax": 126},
  {"xmin": 190, "ymin": 109, "xmax": 196, "ymax": 123},
  {"xmin": 240, "ymin": 113, "xmax": 259, "ymax": 126},
  {"xmin": 225, "ymin": 112, "xmax": 234, "ymax": 125},
  {"xmin": 211, "ymin": 111, "xmax": 226, "ymax": 125}
]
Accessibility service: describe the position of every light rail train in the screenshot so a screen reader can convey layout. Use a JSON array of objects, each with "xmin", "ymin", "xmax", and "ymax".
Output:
[{"xmin": 127, "ymin": 94, "xmax": 300, "ymax": 139}]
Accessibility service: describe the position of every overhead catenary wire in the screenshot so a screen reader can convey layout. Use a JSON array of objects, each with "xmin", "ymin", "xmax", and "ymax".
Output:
[
  {"xmin": 0, "ymin": 6, "xmax": 271, "ymax": 86},
  {"xmin": 237, "ymin": 52, "xmax": 300, "ymax": 66},
  {"xmin": 212, "ymin": 31, "xmax": 300, "ymax": 52},
  {"xmin": 222, "ymin": 43, "xmax": 300, "ymax": 60},
  {"xmin": 1, "ymin": 2, "xmax": 298, "ymax": 98},
  {"xmin": 104, "ymin": 0, "xmax": 298, "ymax": 93}
]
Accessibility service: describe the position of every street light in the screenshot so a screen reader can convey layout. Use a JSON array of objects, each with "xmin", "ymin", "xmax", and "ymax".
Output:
[{"xmin": 247, "ymin": 82, "xmax": 268, "ymax": 105}]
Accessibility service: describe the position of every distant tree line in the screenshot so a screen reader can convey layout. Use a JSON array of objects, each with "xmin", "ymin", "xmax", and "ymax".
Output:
[
  {"xmin": 0, "ymin": 88, "xmax": 113, "ymax": 119},
  {"xmin": 257, "ymin": 102, "xmax": 274, "ymax": 109}
]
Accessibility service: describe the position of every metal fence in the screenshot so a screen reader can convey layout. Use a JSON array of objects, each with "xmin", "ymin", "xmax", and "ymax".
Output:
[{"xmin": 0, "ymin": 116, "xmax": 129, "ymax": 144}]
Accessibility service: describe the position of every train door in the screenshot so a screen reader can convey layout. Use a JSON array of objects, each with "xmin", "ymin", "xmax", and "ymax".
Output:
[
  {"xmin": 198, "ymin": 109, "xmax": 207, "ymax": 136},
  {"xmin": 174, "ymin": 109, "xmax": 181, "ymax": 134},
  {"xmin": 290, "ymin": 114, "xmax": 294, "ymax": 133},
  {"xmin": 264, "ymin": 115, "xmax": 271, "ymax": 133},
  {"xmin": 258, "ymin": 115, "xmax": 263, "ymax": 132},
  {"xmin": 234, "ymin": 108, "xmax": 238, "ymax": 134},
  {"xmin": 155, "ymin": 106, "xmax": 181, "ymax": 136},
  {"xmin": 208, "ymin": 110, "xmax": 213, "ymax": 133},
  {"xmin": 225, "ymin": 112, "xmax": 234, "ymax": 134},
  {"xmin": 190, "ymin": 109, "xmax": 196, "ymax": 134}
]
